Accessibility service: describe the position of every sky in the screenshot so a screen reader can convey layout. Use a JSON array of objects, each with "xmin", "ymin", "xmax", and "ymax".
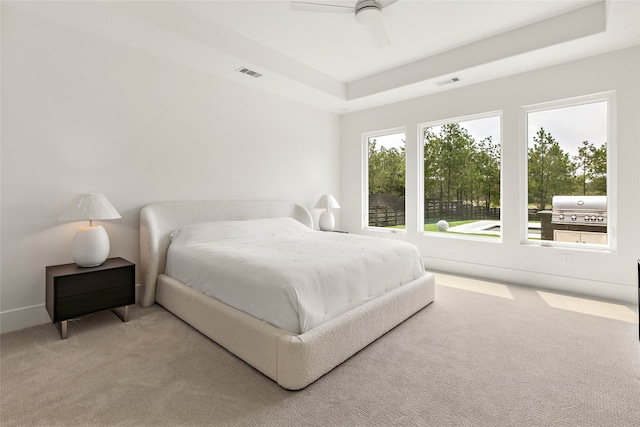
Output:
[
  {"xmin": 452, "ymin": 116, "xmax": 501, "ymax": 147},
  {"xmin": 372, "ymin": 100, "xmax": 607, "ymax": 159},
  {"xmin": 527, "ymin": 101, "xmax": 607, "ymax": 158},
  {"xmin": 372, "ymin": 115, "xmax": 501, "ymax": 151},
  {"xmin": 371, "ymin": 132, "xmax": 405, "ymax": 151}
]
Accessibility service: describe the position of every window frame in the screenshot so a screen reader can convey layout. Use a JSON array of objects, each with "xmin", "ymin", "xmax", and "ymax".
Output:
[
  {"xmin": 418, "ymin": 111, "xmax": 503, "ymax": 241},
  {"xmin": 362, "ymin": 126, "xmax": 407, "ymax": 233},
  {"xmin": 520, "ymin": 91, "xmax": 616, "ymax": 251}
]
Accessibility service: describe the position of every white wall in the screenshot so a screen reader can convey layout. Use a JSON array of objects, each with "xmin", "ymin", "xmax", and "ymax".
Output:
[
  {"xmin": 342, "ymin": 47, "xmax": 640, "ymax": 303},
  {"xmin": 0, "ymin": 5, "xmax": 340, "ymax": 332}
]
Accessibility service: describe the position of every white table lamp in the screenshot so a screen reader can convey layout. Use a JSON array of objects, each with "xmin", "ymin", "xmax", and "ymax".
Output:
[
  {"xmin": 59, "ymin": 193, "xmax": 121, "ymax": 267},
  {"xmin": 314, "ymin": 194, "xmax": 340, "ymax": 231}
]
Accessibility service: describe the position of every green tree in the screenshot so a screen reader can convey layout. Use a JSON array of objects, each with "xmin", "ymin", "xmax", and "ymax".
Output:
[
  {"xmin": 528, "ymin": 128, "xmax": 575, "ymax": 209},
  {"xmin": 424, "ymin": 124, "xmax": 500, "ymax": 207},
  {"xmin": 573, "ymin": 140, "xmax": 607, "ymax": 195},
  {"xmin": 589, "ymin": 142, "xmax": 607, "ymax": 194},
  {"xmin": 473, "ymin": 136, "xmax": 501, "ymax": 208},
  {"xmin": 574, "ymin": 141, "xmax": 592, "ymax": 195},
  {"xmin": 423, "ymin": 128, "xmax": 442, "ymax": 200},
  {"xmin": 368, "ymin": 139, "xmax": 405, "ymax": 197},
  {"xmin": 423, "ymin": 123, "xmax": 476, "ymax": 202}
]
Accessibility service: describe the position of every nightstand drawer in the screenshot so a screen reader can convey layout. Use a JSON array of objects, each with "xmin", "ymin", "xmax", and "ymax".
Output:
[
  {"xmin": 46, "ymin": 258, "xmax": 136, "ymax": 336},
  {"xmin": 55, "ymin": 285, "xmax": 134, "ymax": 321},
  {"xmin": 56, "ymin": 268, "xmax": 133, "ymax": 298}
]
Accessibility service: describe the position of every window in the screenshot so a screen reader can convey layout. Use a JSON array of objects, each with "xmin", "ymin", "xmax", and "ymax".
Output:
[
  {"xmin": 420, "ymin": 114, "xmax": 501, "ymax": 239},
  {"xmin": 524, "ymin": 93, "xmax": 612, "ymax": 247},
  {"xmin": 364, "ymin": 129, "xmax": 406, "ymax": 231}
]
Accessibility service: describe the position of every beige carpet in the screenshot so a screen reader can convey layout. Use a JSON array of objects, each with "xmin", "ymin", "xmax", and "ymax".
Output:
[{"xmin": 2, "ymin": 274, "xmax": 639, "ymax": 426}]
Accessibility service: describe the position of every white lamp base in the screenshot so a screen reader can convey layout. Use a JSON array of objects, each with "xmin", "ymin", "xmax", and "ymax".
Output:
[
  {"xmin": 318, "ymin": 210, "xmax": 335, "ymax": 231},
  {"xmin": 71, "ymin": 225, "xmax": 110, "ymax": 267}
]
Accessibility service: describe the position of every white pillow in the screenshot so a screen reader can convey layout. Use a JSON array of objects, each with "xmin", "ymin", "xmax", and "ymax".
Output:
[{"xmin": 169, "ymin": 217, "xmax": 311, "ymax": 244}]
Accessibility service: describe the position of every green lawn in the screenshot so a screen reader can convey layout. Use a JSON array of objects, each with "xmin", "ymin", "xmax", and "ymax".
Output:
[
  {"xmin": 423, "ymin": 220, "xmax": 478, "ymax": 232},
  {"xmin": 388, "ymin": 220, "xmax": 487, "ymax": 233},
  {"xmin": 390, "ymin": 220, "xmax": 479, "ymax": 230},
  {"xmin": 388, "ymin": 220, "xmax": 541, "ymax": 239}
]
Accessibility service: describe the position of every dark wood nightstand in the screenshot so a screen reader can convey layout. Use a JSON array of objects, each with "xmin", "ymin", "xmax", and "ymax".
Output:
[{"xmin": 46, "ymin": 257, "xmax": 135, "ymax": 339}]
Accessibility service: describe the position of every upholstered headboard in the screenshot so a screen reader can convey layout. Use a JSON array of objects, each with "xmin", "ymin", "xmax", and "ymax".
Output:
[{"xmin": 139, "ymin": 200, "xmax": 313, "ymax": 307}]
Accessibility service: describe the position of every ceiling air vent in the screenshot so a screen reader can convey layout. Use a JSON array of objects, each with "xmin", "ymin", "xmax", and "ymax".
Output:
[
  {"xmin": 435, "ymin": 77, "xmax": 461, "ymax": 86},
  {"xmin": 237, "ymin": 67, "xmax": 263, "ymax": 78}
]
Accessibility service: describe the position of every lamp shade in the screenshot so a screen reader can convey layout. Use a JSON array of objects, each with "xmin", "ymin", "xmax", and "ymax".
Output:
[
  {"xmin": 59, "ymin": 193, "xmax": 120, "ymax": 267},
  {"xmin": 59, "ymin": 193, "xmax": 121, "ymax": 222},
  {"xmin": 314, "ymin": 194, "xmax": 340, "ymax": 210}
]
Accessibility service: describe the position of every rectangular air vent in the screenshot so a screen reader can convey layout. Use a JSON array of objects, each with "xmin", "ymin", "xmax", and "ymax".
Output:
[
  {"xmin": 237, "ymin": 67, "xmax": 263, "ymax": 78},
  {"xmin": 435, "ymin": 77, "xmax": 461, "ymax": 86}
]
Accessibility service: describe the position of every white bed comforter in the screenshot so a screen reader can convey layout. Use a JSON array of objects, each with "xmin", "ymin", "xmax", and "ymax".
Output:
[{"xmin": 165, "ymin": 217, "xmax": 425, "ymax": 334}]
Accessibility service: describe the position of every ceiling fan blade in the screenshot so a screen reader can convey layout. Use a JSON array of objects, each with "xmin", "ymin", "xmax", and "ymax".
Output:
[
  {"xmin": 366, "ymin": 20, "xmax": 390, "ymax": 48},
  {"xmin": 290, "ymin": 1, "xmax": 354, "ymax": 13},
  {"xmin": 377, "ymin": 0, "xmax": 399, "ymax": 9}
]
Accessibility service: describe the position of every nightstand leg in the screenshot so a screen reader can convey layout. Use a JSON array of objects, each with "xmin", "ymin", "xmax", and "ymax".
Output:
[
  {"xmin": 112, "ymin": 305, "xmax": 129, "ymax": 322},
  {"xmin": 54, "ymin": 320, "xmax": 68, "ymax": 340}
]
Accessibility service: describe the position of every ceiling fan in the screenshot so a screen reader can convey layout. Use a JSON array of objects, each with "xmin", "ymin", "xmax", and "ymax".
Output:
[{"xmin": 290, "ymin": 0, "xmax": 399, "ymax": 48}]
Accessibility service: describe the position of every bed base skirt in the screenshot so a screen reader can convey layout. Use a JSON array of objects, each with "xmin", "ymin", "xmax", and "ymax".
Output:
[{"xmin": 156, "ymin": 272, "xmax": 435, "ymax": 390}]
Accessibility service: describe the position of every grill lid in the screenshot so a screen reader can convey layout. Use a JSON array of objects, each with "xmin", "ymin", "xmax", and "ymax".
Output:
[{"xmin": 552, "ymin": 196, "xmax": 606, "ymax": 212}]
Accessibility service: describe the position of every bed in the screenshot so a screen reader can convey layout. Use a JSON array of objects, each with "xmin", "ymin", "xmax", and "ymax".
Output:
[{"xmin": 140, "ymin": 200, "xmax": 435, "ymax": 390}]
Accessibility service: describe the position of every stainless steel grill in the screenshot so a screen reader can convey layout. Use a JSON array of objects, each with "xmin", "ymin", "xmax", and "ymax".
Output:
[{"xmin": 551, "ymin": 195, "xmax": 607, "ymax": 226}]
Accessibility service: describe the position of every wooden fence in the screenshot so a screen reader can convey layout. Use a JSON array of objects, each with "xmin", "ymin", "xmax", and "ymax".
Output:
[
  {"xmin": 424, "ymin": 199, "xmax": 500, "ymax": 223},
  {"xmin": 369, "ymin": 194, "xmax": 406, "ymax": 227},
  {"xmin": 369, "ymin": 205, "xmax": 406, "ymax": 227},
  {"xmin": 368, "ymin": 195, "xmax": 543, "ymax": 226}
]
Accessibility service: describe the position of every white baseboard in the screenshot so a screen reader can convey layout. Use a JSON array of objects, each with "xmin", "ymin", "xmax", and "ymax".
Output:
[
  {"xmin": 1, "ymin": 284, "xmax": 143, "ymax": 334},
  {"xmin": 1, "ymin": 304, "xmax": 51, "ymax": 334},
  {"xmin": 1, "ymin": 274, "xmax": 634, "ymax": 334},
  {"xmin": 425, "ymin": 257, "xmax": 638, "ymax": 305}
]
